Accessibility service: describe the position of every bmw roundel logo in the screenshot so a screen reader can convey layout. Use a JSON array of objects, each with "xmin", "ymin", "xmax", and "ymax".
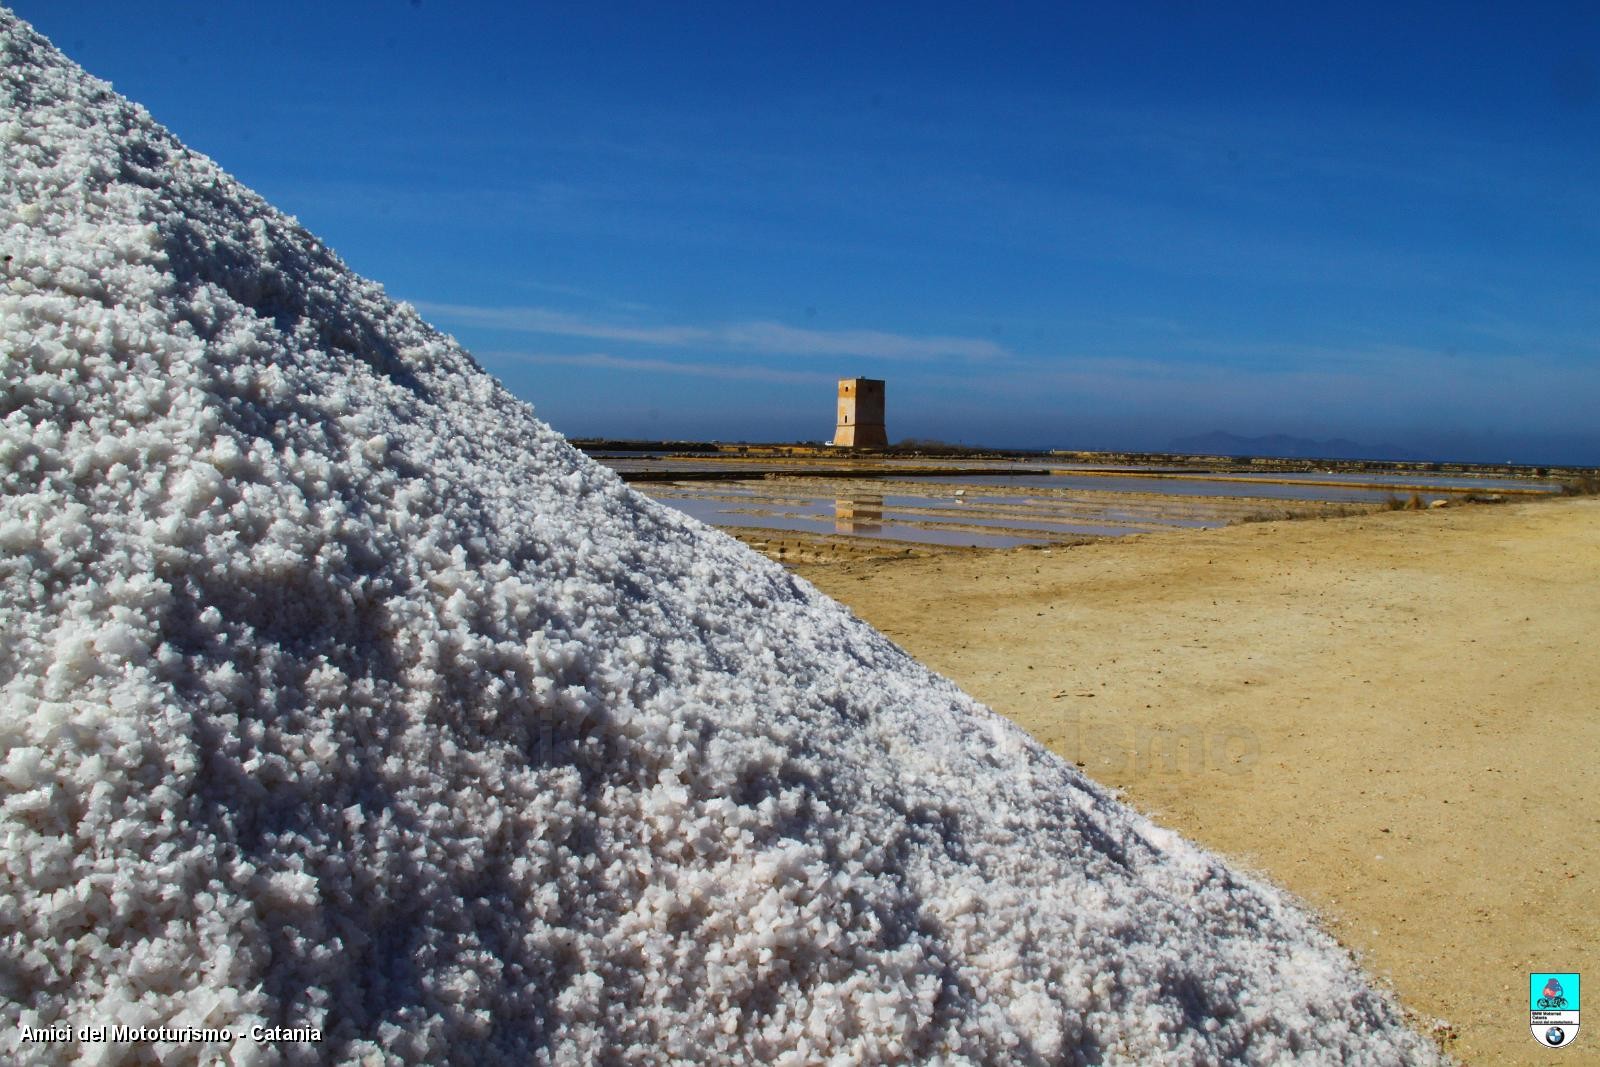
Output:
[{"xmin": 1546, "ymin": 1026, "xmax": 1565, "ymax": 1046}]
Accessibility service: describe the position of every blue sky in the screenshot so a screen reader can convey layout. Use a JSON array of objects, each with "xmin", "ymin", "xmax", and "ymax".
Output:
[{"xmin": 17, "ymin": 2, "xmax": 1600, "ymax": 461}]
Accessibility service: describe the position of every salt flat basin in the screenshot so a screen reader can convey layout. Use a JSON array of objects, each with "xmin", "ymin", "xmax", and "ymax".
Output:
[
  {"xmin": 1215, "ymin": 469, "xmax": 1559, "ymax": 490},
  {"xmin": 597, "ymin": 452, "xmax": 1560, "ymax": 492},
  {"xmin": 646, "ymin": 483, "xmax": 1315, "ymax": 547},
  {"xmin": 653, "ymin": 495, "xmax": 1118, "ymax": 547},
  {"xmin": 916, "ymin": 472, "xmax": 1553, "ymax": 501},
  {"xmin": 608, "ymin": 455, "xmax": 1562, "ymax": 548}
]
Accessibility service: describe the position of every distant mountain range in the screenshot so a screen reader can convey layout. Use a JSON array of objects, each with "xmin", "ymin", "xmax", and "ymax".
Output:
[{"xmin": 1167, "ymin": 431, "xmax": 1419, "ymax": 462}]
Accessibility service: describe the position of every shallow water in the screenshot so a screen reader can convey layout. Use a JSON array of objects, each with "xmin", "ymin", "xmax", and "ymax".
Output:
[
  {"xmin": 1189, "ymin": 470, "xmax": 1558, "ymax": 491},
  {"xmin": 655, "ymin": 490, "xmax": 1211, "ymax": 547},
  {"xmin": 915, "ymin": 474, "xmax": 1517, "ymax": 502},
  {"xmin": 659, "ymin": 498, "xmax": 1049, "ymax": 548},
  {"xmin": 622, "ymin": 458, "xmax": 1560, "ymax": 548}
]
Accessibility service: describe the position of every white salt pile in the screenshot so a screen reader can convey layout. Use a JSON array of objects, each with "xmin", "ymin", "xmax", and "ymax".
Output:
[{"xmin": 0, "ymin": 9, "xmax": 1443, "ymax": 1065}]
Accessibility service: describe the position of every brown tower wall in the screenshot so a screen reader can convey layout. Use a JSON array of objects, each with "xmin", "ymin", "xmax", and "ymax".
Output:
[{"xmin": 832, "ymin": 377, "xmax": 887, "ymax": 448}]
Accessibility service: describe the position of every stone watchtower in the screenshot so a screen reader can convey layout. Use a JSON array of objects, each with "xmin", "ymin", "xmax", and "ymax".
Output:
[{"xmin": 831, "ymin": 377, "xmax": 887, "ymax": 448}]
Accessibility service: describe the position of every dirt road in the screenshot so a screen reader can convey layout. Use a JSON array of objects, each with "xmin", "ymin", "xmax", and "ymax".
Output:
[{"xmin": 796, "ymin": 497, "xmax": 1600, "ymax": 1065}]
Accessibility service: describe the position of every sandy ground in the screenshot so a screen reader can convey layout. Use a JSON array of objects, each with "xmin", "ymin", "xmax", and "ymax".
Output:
[{"xmin": 794, "ymin": 497, "xmax": 1600, "ymax": 1065}]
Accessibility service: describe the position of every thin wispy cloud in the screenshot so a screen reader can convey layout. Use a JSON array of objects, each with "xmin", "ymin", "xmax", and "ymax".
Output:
[
  {"xmin": 419, "ymin": 302, "xmax": 1008, "ymax": 362},
  {"xmin": 510, "ymin": 280, "xmax": 658, "ymax": 315},
  {"xmin": 481, "ymin": 350, "xmax": 828, "ymax": 385}
]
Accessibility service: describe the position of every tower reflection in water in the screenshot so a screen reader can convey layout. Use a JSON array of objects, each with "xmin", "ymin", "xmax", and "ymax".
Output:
[{"xmin": 834, "ymin": 495, "xmax": 883, "ymax": 534}]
